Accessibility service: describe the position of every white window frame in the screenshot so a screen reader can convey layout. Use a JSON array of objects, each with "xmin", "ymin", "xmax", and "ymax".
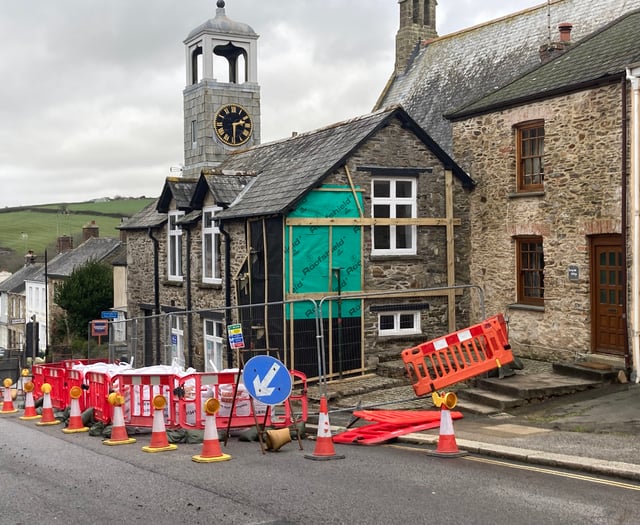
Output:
[
  {"xmin": 371, "ymin": 177, "xmax": 417, "ymax": 256},
  {"xmin": 202, "ymin": 206, "xmax": 222, "ymax": 284},
  {"xmin": 378, "ymin": 311, "xmax": 421, "ymax": 336},
  {"xmin": 170, "ymin": 314, "xmax": 184, "ymax": 367},
  {"xmin": 168, "ymin": 211, "xmax": 184, "ymax": 281},
  {"xmin": 204, "ymin": 319, "xmax": 225, "ymax": 372}
]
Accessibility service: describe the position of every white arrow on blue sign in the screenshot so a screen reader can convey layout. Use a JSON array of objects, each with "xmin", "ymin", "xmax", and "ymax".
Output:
[{"xmin": 242, "ymin": 355, "xmax": 292, "ymax": 406}]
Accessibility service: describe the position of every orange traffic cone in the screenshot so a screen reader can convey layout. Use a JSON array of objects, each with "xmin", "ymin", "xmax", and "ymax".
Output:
[
  {"xmin": 62, "ymin": 386, "xmax": 89, "ymax": 434},
  {"xmin": 427, "ymin": 391, "xmax": 467, "ymax": 458},
  {"xmin": 142, "ymin": 395, "xmax": 177, "ymax": 453},
  {"xmin": 103, "ymin": 392, "xmax": 136, "ymax": 445},
  {"xmin": 192, "ymin": 398, "xmax": 231, "ymax": 463},
  {"xmin": 19, "ymin": 381, "xmax": 41, "ymax": 420},
  {"xmin": 0, "ymin": 378, "xmax": 18, "ymax": 414},
  {"xmin": 36, "ymin": 383, "xmax": 61, "ymax": 426},
  {"xmin": 304, "ymin": 395, "xmax": 345, "ymax": 461}
]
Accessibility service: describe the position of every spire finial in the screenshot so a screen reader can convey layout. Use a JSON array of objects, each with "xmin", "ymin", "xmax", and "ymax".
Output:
[{"xmin": 217, "ymin": 0, "xmax": 225, "ymax": 8}]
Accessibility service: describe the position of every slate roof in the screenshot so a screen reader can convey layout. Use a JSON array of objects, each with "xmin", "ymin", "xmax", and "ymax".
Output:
[
  {"xmin": 118, "ymin": 199, "xmax": 167, "ymax": 231},
  {"xmin": 0, "ymin": 263, "xmax": 43, "ymax": 294},
  {"xmin": 157, "ymin": 177, "xmax": 199, "ymax": 213},
  {"xmin": 191, "ymin": 171, "xmax": 255, "ymax": 208},
  {"xmin": 216, "ymin": 106, "xmax": 473, "ymax": 220},
  {"xmin": 46, "ymin": 237, "xmax": 121, "ymax": 279},
  {"xmin": 375, "ymin": 0, "xmax": 640, "ymax": 158},
  {"xmin": 448, "ymin": 10, "xmax": 640, "ymax": 119}
]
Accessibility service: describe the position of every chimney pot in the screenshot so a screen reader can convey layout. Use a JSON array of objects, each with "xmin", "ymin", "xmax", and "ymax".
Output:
[{"xmin": 558, "ymin": 22, "xmax": 573, "ymax": 42}]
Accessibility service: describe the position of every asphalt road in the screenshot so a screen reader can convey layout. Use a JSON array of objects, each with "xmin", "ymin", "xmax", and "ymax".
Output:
[{"xmin": 1, "ymin": 416, "xmax": 638, "ymax": 524}]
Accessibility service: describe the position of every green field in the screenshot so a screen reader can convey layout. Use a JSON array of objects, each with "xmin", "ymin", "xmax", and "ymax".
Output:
[{"xmin": 0, "ymin": 197, "xmax": 156, "ymax": 272}]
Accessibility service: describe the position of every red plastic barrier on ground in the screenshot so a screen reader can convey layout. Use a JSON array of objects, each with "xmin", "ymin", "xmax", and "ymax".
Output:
[
  {"xmin": 401, "ymin": 314, "xmax": 514, "ymax": 396},
  {"xmin": 333, "ymin": 410, "xmax": 464, "ymax": 445}
]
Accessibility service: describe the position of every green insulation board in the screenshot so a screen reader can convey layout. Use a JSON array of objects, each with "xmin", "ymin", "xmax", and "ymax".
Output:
[{"xmin": 285, "ymin": 186, "xmax": 363, "ymax": 319}]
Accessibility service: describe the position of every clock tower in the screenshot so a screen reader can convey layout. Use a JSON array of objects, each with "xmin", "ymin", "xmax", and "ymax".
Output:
[{"xmin": 182, "ymin": 0, "xmax": 260, "ymax": 176}]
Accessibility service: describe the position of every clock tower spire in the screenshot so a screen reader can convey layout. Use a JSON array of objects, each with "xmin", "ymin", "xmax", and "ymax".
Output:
[{"xmin": 182, "ymin": 1, "xmax": 261, "ymax": 176}]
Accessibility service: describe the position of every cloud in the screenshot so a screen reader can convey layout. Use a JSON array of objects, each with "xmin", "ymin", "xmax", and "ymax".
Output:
[{"xmin": 0, "ymin": 0, "xmax": 540, "ymax": 207}]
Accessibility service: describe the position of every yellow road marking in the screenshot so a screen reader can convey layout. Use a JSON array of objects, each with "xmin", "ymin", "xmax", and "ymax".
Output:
[{"xmin": 388, "ymin": 444, "xmax": 640, "ymax": 491}]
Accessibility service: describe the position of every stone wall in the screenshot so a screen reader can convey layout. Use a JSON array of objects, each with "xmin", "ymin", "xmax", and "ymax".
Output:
[{"xmin": 453, "ymin": 84, "xmax": 624, "ymax": 361}]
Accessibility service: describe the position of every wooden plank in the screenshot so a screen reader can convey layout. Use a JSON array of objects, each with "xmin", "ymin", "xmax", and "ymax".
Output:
[{"xmin": 285, "ymin": 217, "xmax": 461, "ymax": 226}]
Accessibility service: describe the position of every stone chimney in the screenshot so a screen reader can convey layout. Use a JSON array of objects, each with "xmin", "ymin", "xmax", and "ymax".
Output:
[
  {"xmin": 82, "ymin": 220, "xmax": 99, "ymax": 242},
  {"xmin": 395, "ymin": 0, "xmax": 438, "ymax": 74},
  {"xmin": 539, "ymin": 23, "xmax": 573, "ymax": 64},
  {"xmin": 56, "ymin": 235, "xmax": 73, "ymax": 253},
  {"xmin": 24, "ymin": 250, "xmax": 36, "ymax": 266}
]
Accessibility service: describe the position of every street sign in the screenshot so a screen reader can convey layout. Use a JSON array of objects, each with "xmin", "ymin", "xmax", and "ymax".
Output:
[
  {"xmin": 101, "ymin": 311, "xmax": 119, "ymax": 319},
  {"xmin": 227, "ymin": 323, "xmax": 245, "ymax": 349},
  {"xmin": 91, "ymin": 320, "xmax": 109, "ymax": 337},
  {"xmin": 242, "ymin": 355, "xmax": 292, "ymax": 406}
]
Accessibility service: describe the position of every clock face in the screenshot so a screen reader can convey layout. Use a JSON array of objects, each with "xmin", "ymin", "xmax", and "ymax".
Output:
[{"xmin": 214, "ymin": 104, "xmax": 253, "ymax": 147}]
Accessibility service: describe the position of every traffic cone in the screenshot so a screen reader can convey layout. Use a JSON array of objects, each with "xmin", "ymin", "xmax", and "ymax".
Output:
[
  {"xmin": 19, "ymin": 381, "xmax": 41, "ymax": 420},
  {"xmin": 36, "ymin": 383, "xmax": 61, "ymax": 426},
  {"xmin": 142, "ymin": 395, "xmax": 177, "ymax": 453},
  {"xmin": 0, "ymin": 378, "xmax": 18, "ymax": 414},
  {"xmin": 304, "ymin": 395, "xmax": 345, "ymax": 461},
  {"xmin": 192, "ymin": 398, "xmax": 231, "ymax": 463},
  {"xmin": 62, "ymin": 386, "xmax": 89, "ymax": 434},
  {"xmin": 427, "ymin": 391, "xmax": 467, "ymax": 458},
  {"xmin": 103, "ymin": 392, "xmax": 136, "ymax": 445}
]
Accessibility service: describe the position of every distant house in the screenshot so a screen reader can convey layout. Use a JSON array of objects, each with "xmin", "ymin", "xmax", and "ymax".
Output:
[
  {"xmin": 0, "ymin": 255, "xmax": 42, "ymax": 352},
  {"xmin": 25, "ymin": 236, "xmax": 121, "ymax": 353}
]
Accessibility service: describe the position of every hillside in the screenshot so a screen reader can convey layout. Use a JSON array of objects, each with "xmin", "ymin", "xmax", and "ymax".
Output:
[{"xmin": 0, "ymin": 197, "xmax": 156, "ymax": 272}]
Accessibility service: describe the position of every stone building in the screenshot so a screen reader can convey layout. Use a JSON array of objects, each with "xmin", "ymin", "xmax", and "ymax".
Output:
[
  {"xmin": 377, "ymin": 0, "xmax": 640, "ymax": 379},
  {"xmin": 120, "ymin": 0, "xmax": 640, "ymax": 382},
  {"xmin": 447, "ymin": 11, "xmax": 639, "ymax": 365},
  {"xmin": 121, "ymin": 106, "xmax": 475, "ymax": 378},
  {"xmin": 119, "ymin": 2, "xmax": 475, "ymax": 378}
]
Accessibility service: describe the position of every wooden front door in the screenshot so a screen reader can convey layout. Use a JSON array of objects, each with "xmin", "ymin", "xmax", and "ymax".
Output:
[{"xmin": 591, "ymin": 235, "xmax": 625, "ymax": 355}]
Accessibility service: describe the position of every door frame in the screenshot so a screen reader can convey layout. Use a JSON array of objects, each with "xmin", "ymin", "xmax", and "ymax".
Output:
[{"xmin": 590, "ymin": 234, "xmax": 626, "ymax": 355}]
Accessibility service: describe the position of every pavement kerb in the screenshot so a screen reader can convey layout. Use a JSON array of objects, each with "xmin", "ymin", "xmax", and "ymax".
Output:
[{"xmin": 307, "ymin": 424, "xmax": 640, "ymax": 482}]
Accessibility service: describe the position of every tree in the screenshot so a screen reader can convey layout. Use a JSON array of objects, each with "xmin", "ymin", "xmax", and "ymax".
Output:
[{"xmin": 54, "ymin": 259, "xmax": 113, "ymax": 340}]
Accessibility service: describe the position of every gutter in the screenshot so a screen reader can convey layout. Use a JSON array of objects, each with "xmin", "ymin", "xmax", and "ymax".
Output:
[
  {"xmin": 218, "ymin": 220, "xmax": 234, "ymax": 369},
  {"xmin": 185, "ymin": 227, "xmax": 193, "ymax": 369},
  {"xmin": 626, "ymin": 65, "xmax": 640, "ymax": 383},
  {"xmin": 147, "ymin": 228, "xmax": 161, "ymax": 366}
]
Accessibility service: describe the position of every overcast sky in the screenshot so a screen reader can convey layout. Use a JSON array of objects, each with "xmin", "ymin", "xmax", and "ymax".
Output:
[{"xmin": 0, "ymin": 0, "xmax": 542, "ymax": 208}]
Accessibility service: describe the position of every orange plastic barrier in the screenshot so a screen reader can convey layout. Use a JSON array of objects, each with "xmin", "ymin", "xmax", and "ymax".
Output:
[
  {"xmin": 401, "ymin": 314, "xmax": 514, "ymax": 396},
  {"xmin": 85, "ymin": 371, "xmax": 114, "ymax": 424},
  {"xmin": 176, "ymin": 370, "xmax": 308, "ymax": 431},
  {"xmin": 32, "ymin": 359, "xmax": 107, "ymax": 405},
  {"xmin": 64, "ymin": 369, "xmax": 90, "ymax": 412},
  {"xmin": 43, "ymin": 366, "xmax": 69, "ymax": 410},
  {"xmin": 31, "ymin": 363, "xmax": 51, "ymax": 401}
]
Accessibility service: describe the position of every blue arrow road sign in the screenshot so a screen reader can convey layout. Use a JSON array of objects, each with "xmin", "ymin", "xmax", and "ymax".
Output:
[{"xmin": 242, "ymin": 355, "xmax": 292, "ymax": 406}]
